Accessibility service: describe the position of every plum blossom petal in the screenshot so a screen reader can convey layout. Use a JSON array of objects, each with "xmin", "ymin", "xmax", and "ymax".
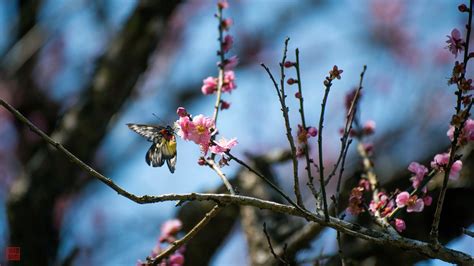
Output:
[
  {"xmin": 201, "ymin": 77, "xmax": 217, "ymax": 95},
  {"xmin": 450, "ymin": 160, "xmax": 463, "ymax": 180},
  {"xmin": 210, "ymin": 137, "xmax": 238, "ymax": 155},
  {"xmin": 222, "ymin": 71, "xmax": 237, "ymax": 93},
  {"xmin": 396, "ymin": 191, "xmax": 410, "ymax": 208},
  {"xmin": 176, "ymin": 116, "xmax": 195, "ymax": 140},
  {"xmin": 407, "ymin": 198, "xmax": 424, "ymax": 213}
]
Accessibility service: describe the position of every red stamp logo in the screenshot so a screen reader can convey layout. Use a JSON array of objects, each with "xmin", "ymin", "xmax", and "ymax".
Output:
[{"xmin": 6, "ymin": 246, "xmax": 20, "ymax": 261}]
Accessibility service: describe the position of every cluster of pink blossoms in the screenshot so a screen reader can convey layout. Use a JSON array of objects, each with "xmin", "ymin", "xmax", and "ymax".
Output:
[
  {"xmin": 175, "ymin": 107, "xmax": 237, "ymax": 157},
  {"xmin": 201, "ymin": 0, "xmax": 238, "ymax": 112},
  {"xmin": 137, "ymin": 219, "xmax": 185, "ymax": 266}
]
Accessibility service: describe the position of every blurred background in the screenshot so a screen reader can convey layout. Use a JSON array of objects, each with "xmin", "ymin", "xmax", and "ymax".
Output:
[{"xmin": 0, "ymin": 0, "xmax": 473, "ymax": 265}]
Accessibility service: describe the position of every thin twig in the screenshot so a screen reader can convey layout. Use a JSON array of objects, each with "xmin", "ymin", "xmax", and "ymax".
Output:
[
  {"xmin": 226, "ymin": 151, "xmax": 307, "ymax": 215},
  {"xmin": 317, "ymin": 73, "xmax": 333, "ymax": 221},
  {"xmin": 212, "ymin": 6, "xmax": 226, "ymax": 124},
  {"xmin": 206, "ymin": 158, "xmax": 235, "ymax": 195},
  {"xmin": 148, "ymin": 205, "xmax": 222, "ymax": 265},
  {"xmin": 261, "ymin": 37, "xmax": 304, "ymax": 206},
  {"xmin": 295, "ymin": 48, "xmax": 318, "ymax": 199},
  {"xmin": 263, "ymin": 222, "xmax": 290, "ymax": 265},
  {"xmin": 430, "ymin": 1, "xmax": 473, "ymax": 242},
  {"xmin": 325, "ymin": 65, "xmax": 367, "ymax": 186}
]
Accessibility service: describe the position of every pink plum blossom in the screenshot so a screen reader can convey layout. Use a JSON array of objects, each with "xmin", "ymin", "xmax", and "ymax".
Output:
[
  {"xmin": 465, "ymin": 119, "xmax": 474, "ymax": 141},
  {"xmin": 190, "ymin": 115, "xmax": 215, "ymax": 152},
  {"xmin": 450, "ymin": 160, "xmax": 463, "ymax": 180},
  {"xmin": 408, "ymin": 162, "xmax": 428, "ymax": 189},
  {"xmin": 431, "ymin": 153, "xmax": 462, "ymax": 179},
  {"xmin": 447, "ymin": 118, "xmax": 474, "ymax": 142},
  {"xmin": 431, "ymin": 153, "xmax": 449, "ymax": 169},
  {"xmin": 210, "ymin": 137, "xmax": 238, "ymax": 155},
  {"xmin": 201, "ymin": 77, "xmax": 217, "ymax": 95},
  {"xmin": 396, "ymin": 191, "xmax": 424, "ymax": 212},
  {"xmin": 446, "ymin": 28, "xmax": 464, "ymax": 57},
  {"xmin": 176, "ymin": 116, "xmax": 195, "ymax": 141},
  {"xmin": 394, "ymin": 218, "xmax": 406, "ymax": 232},
  {"xmin": 222, "ymin": 71, "xmax": 237, "ymax": 93}
]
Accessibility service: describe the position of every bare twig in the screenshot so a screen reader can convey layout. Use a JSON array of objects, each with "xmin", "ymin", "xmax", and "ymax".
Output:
[
  {"xmin": 226, "ymin": 151, "xmax": 307, "ymax": 215},
  {"xmin": 212, "ymin": 5, "xmax": 226, "ymax": 124},
  {"xmin": 325, "ymin": 65, "xmax": 367, "ymax": 186},
  {"xmin": 261, "ymin": 37, "xmax": 304, "ymax": 207},
  {"xmin": 206, "ymin": 158, "xmax": 235, "ymax": 195},
  {"xmin": 263, "ymin": 222, "xmax": 290, "ymax": 265},
  {"xmin": 294, "ymin": 48, "xmax": 318, "ymax": 199},
  {"xmin": 148, "ymin": 205, "xmax": 223, "ymax": 265},
  {"xmin": 317, "ymin": 71, "xmax": 335, "ymax": 221}
]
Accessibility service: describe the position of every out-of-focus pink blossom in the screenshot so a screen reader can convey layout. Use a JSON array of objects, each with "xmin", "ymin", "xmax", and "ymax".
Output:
[
  {"xmin": 431, "ymin": 153, "xmax": 450, "ymax": 169},
  {"xmin": 448, "ymin": 118, "xmax": 474, "ymax": 142},
  {"xmin": 169, "ymin": 253, "xmax": 185, "ymax": 265},
  {"xmin": 408, "ymin": 162, "xmax": 428, "ymax": 189},
  {"xmin": 396, "ymin": 192, "xmax": 424, "ymax": 212},
  {"xmin": 217, "ymin": 0, "xmax": 229, "ymax": 9},
  {"xmin": 423, "ymin": 195, "xmax": 432, "ymax": 206},
  {"xmin": 222, "ymin": 71, "xmax": 237, "ymax": 93},
  {"xmin": 450, "ymin": 160, "xmax": 463, "ymax": 180},
  {"xmin": 177, "ymin": 107, "xmax": 188, "ymax": 117},
  {"xmin": 394, "ymin": 218, "xmax": 406, "ymax": 232},
  {"xmin": 363, "ymin": 120, "xmax": 376, "ymax": 135},
  {"xmin": 222, "ymin": 18, "xmax": 233, "ymax": 30},
  {"xmin": 222, "ymin": 35, "xmax": 233, "ymax": 53},
  {"xmin": 465, "ymin": 119, "xmax": 474, "ymax": 141},
  {"xmin": 344, "ymin": 88, "xmax": 361, "ymax": 112},
  {"xmin": 210, "ymin": 137, "xmax": 238, "ymax": 155},
  {"xmin": 362, "ymin": 143, "xmax": 374, "ymax": 154},
  {"xmin": 446, "ymin": 28, "xmax": 464, "ymax": 58},
  {"xmin": 161, "ymin": 219, "xmax": 182, "ymax": 240},
  {"xmin": 151, "ymin": 245, "xmax": 161, "ymax": 257},
  {"xmin": 201, "ymin": 77, "xmax": 217, "ymax": 95}
]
